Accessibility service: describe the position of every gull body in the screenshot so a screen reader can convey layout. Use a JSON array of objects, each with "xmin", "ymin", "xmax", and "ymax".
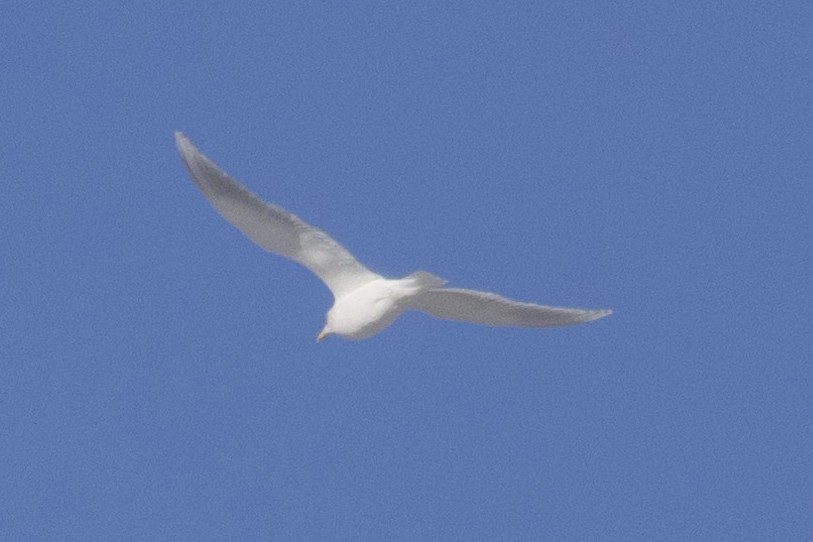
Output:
[
  {"xmin": 175, "ymin": 132, "xmax": 611, "ymax": 341},
  {"xmin": 319, "ymin": 272, "xmax": 446, "ymax": 340}
]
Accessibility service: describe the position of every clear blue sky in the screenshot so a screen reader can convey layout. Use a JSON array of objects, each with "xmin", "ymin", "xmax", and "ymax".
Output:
[{"xmin": 2, "ymin": 2, "xmax": 811, "ymax": 540}]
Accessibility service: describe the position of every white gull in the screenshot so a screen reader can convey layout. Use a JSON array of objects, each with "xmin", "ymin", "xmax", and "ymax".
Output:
[{"xmin": 176, "ymin": 132, "xmax": 611, "ymax": 341}]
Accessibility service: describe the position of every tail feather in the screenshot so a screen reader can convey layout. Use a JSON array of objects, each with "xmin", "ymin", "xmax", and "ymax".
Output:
[{"xmin": 406, "ymin": 271, "xmax": 447, "ymax": 292}]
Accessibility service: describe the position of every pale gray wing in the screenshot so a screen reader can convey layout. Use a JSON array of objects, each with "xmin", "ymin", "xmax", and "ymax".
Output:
[
  {"xmin": 407, "ymin": 288, "xmax": 612, "ymax": 327},
  {"xmin": 175, "ymin": 132, "xmax": 381, "ymax": 298}
]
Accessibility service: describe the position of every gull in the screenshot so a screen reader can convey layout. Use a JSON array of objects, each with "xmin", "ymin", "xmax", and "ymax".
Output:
[{"xmin": 175, "ymin": 132, "xmax": 612, "ymax": 341}]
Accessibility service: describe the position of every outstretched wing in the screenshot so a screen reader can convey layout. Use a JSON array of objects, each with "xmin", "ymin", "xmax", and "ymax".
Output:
[
  {"xmin": 407, "ymin": 288, "xmax": 612, "ymax": 327},
  {"xmin": 175, "ymin": 132, "xmax": 381, "ymax": 298}
]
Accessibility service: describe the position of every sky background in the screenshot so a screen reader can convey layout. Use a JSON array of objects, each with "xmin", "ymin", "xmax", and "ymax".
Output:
[{"xmin": 2, "ymin": 2, "xmax": 812, "ymax": 540}]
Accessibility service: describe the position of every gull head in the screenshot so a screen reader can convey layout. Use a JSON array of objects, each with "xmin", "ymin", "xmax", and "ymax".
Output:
[{"xmin": 316, "ymin": 284, "xmax": 401, "ymax": 341}]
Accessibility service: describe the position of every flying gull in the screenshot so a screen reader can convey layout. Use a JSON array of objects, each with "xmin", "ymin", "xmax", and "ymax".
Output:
[{"xmin": 176, "ymin": 132, "xmax": 611, "ymax": 341}]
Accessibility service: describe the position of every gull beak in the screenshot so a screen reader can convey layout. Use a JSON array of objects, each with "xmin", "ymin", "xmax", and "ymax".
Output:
[{"xmin": 316, "ymin": 330, "xmax": 328, "ymax": 342}]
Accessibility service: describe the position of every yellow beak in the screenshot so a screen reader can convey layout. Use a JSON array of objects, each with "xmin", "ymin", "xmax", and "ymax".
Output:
[{"xmin": 316, "ymin": 331, "xmax": 328, "ymax": 342}]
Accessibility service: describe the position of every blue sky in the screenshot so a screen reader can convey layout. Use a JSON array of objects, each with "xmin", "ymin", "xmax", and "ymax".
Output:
[{"xmin": 2, "ymin": 2, "xmax": 812, "ymax": 540}]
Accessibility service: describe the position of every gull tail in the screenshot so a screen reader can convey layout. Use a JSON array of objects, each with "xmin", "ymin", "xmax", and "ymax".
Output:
[{"xmin": 404, "ymin": 271, "xmax": 447, "ymax": 293}]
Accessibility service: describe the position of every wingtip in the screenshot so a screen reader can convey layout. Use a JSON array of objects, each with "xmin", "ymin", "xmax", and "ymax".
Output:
[
  {"xmin": 592, "ymin": 308, "xmax": 613, "ymax": 321},
  {"xmin": 174, "ymin": 131, "xmax": 189, "ymax": 148},
  {"xmin": 174, "ymin": 132, "xmax": 200, "ymax": 164}
]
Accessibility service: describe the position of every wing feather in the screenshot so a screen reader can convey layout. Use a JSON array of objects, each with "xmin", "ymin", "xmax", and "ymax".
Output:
[
  {"xmin": 408, "ymin": 288, "xmax": 611, "ymax": 327},
  {"xmin": 175, "ymin": 132, "xmax": 381, "ymax": 297}
]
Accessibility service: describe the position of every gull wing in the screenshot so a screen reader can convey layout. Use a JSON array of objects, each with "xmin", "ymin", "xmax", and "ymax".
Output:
[
  {"xmin": 408, "ymin": 288, "xmax": 612, "ymax": 327},
  {"xmin": 175, "ymin": 132, "xmax": 381, "ymax": 298}
]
